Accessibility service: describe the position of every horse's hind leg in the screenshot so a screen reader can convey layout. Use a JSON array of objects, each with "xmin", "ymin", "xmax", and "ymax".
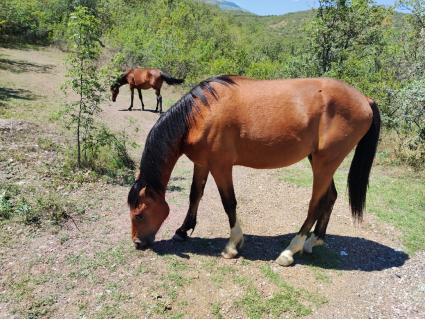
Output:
[
  {"xmin": 173, "ymin": 165, "xmax": 209, "ymax": 241},
  {"xmin": 155, "ymin": 89, "xmax": 162, "ymax": 113},
  {"xmin": 137, "ymin": 88, "xmax": 145, "ymax": 110},
  {"xmin": 276, "ymin": 158, "xmax": 338, "ymax": 266},
  {"xmin": 304, "ymin": 180, "xmax": 337, "ymax": 253},
  {"xmin": 303, "ymin": 155, "xmax": 338, "ymax": 253},
  {"xmin": 211, "ymin": 166, "xmax": 244, "ymax": 259}
]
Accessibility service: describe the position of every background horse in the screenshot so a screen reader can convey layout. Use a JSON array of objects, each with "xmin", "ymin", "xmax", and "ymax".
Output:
[
  {"xmin": 110, "ymin": 68, "xmax": 184, "ymax": 113},
  {"xmin": 127, "ymin": 76, "xmax": 380, "ymax": 267}
]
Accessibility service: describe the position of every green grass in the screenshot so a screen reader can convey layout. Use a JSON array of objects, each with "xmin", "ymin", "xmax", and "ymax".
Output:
[
  {"xmin": 2, "ymin": 272, "xmax": 60, "ymax": 318},
  {"xmin": 26, "ymin": 295, "xmax": 57, "ymax": 319},
  {"xmin": 278, "ymin": 158, "xmax": 425, "ymax": 254},
  {"xmin": 201, "ymin": 258, "xmax": 237, "ymax": 285},
  {"xmin": 67, "ymin": 242, "xmax": 131, "ymax": 280},
  {"xmin": 0, "ymin": 181, "xmax": 86, "ymax": 226},
  {"xmin": 235, "ymin": 266, "xmax": 326, "ymax": 319},
  {"xmin": 211, "ymin": 302, "xmax": 223, "ymax": 319},
  {"xmin": 148, "ymin": 256, "xmax": 191, "ymax": 317}
]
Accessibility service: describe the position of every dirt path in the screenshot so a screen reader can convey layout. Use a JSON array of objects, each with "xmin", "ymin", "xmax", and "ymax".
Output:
[{"xmin": 1, "ymin": 47, "xmax": 424, "ymax": 319}]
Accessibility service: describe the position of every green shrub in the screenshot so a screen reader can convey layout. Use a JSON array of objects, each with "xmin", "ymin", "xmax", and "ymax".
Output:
[
  {"xmin": 16, "ymin": 198, "xmax": 40, "ymax": 225},
  {"xmin": 0, "ymin": 191, "xmax": 13, "ymax": 220},
  {"xmin": 35, "ymin": 193, "xmax": 85, "ymax": 226},
  {"xmin": 63, "ymin": 126, "xmax": 136, "ymax": 185},
  {"xmin": 0, "ymin": 183, "xmax": 21, "ymax": 220}
]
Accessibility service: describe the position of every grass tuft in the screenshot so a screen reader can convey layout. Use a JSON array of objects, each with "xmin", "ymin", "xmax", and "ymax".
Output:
[{"xmin": 235, "ymin": 266, "xmax": 326, "ymax": 319}]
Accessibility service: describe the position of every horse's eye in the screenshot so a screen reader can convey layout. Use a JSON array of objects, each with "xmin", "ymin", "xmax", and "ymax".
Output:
[{"xmin": 135, "ymin": 214, "xmax": 144, "ymax": 222}]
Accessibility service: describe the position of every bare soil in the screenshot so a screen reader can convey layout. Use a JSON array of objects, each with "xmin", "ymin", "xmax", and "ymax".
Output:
[{"xmin": 0, "ymin": 46, "xmax": 423, "ymax": 319}]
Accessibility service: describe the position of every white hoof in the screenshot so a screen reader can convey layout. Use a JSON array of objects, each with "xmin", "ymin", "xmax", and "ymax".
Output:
[
  {"xmin": 276, "ymin": 252, "xmax": 294, "ymax": 267},
  {"xmin": 221, "ymin": 219, "xmax": 244, "ymax": 259},
  {"xmin": 221, "ymin": 246, "xmax": 238, "ymax": 259}
]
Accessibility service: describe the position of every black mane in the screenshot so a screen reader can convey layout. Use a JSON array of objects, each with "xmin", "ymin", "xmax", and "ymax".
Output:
[
  {"xmin": 128, "ymin": 75, "xmax": 236, "ymax": 209},
  {"xmin": 111, "ymin": 71, "xmax": 130, "ymax": 89}
]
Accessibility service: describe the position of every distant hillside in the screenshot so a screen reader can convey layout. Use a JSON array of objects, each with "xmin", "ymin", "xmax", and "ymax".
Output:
[
  {"xmin": 202, "ymin": 0, "xmax": 249, "ymax": 12},
  {"xmin": 229, "ymin": 9, "xmax": 404, "ymax": 41},
  {"xmin": 229, "ymin": 10, "xmax": 315, "ymax": 44}
]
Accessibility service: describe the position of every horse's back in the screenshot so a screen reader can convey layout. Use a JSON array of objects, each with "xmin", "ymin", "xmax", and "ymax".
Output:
[
  {"xmin": 132, "ymin": 68, "xmax": 162, "ymax": 89},
  {"xmin": 186, "ymin": 77, "xmax": 373, "ymax": 169}
]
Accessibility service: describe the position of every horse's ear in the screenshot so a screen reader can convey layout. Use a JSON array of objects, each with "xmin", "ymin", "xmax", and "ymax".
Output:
[
  {"xmin": 143, "ymin": 186, "xmax": 155, "ymax": 199},
  {"xmin": 138, "ymin": 185, "xmax": 156, "ymax": 198},
  {"xmin": 128, "ymin": 181, "xmax": 142, "ymax": 208},
  {"xmin": 138, "ymin": 187, "xmax": 146, "ymax": 198}
]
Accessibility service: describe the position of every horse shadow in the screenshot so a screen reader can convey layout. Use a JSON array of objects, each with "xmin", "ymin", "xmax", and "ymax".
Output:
[
  {"xmin": 152, "ymin": 233, "xmax": 408, "ymax": 271},
  {"xmin": 117, "ymin": 108, "xmax": 159, "ymax": 113}
]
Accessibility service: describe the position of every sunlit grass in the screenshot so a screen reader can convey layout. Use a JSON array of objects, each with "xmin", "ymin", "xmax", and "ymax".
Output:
[{"xmin": 235, "ymin": 265, "xmax": 326, "ymax": 319}]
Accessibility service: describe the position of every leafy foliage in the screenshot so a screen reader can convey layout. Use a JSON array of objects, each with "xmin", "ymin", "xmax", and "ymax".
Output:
[
  {"xmin": 64, "ymin": 5, "xmax": 103, "ymax": 167},
  {"xmin": 391, "ymin": 77, "xmax": 425, "ymax": 166},
  {"xmin": 1, "ymin": 0, "xmax": 424, "ymax": 167},
  {"xmin": 63, "ymin": 5, "xmax": 135, "ymax": 180}
]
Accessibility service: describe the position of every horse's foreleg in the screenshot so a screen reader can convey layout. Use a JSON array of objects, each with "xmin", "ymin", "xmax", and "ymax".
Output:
[
  {"xmin": 137, "ymin": 89, "xmax": 144, "ymax": 110},
  {"xmin": 304, "ymin": 180, "xmax": 337, "ymax": 253},
  {"xmin": 159, "ymin": 95, "xmax": 163, "ymax": 113},
  {"xmin": 128, "ymin": 88, "xmax": 134, "ymax": 111},
  {"xmin": 173, "ymin": 165, "xmax": 209, "ymax": 241},
  {"xmin": 276, "ymin": 162, "xmax": 335, "ymax": 267},
  {"xmin": 212, "ymin": 167, "xmax": 244, "ymax": 259}
]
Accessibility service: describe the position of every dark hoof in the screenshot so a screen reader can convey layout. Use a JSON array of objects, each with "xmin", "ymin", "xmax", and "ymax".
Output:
[
  {"xmin": 172, "ymin": 229, "xmax": 188, "ymax": 241},
  {"xmin": 128, "ymin": 107, "xmax": 133, "ymax": 111}
]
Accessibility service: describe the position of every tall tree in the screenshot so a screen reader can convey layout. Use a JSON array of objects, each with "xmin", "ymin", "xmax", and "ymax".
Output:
[
  {"xmin": 309, "ymin": 0, "xmax": 389, "ymax": 77},
  {"xmin": 390, "ymin": 1, "xmax": 425, "ymax": 166},
  {"xmin": 64, "ymin": 5, "xmax": 102, "ymax": 167},
  {"xmin": 397, "ymin": 0, "xmax": 425, "ymax": 77}
]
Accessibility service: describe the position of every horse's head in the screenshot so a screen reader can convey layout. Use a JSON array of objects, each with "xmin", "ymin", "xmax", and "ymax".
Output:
[
  {"xmin": 128, "ymin": 184, "xmax": 169, "ymax": 250},
  {"xmin": 110, "ymin": 84, "xmax": 119, "ymax": 102}
]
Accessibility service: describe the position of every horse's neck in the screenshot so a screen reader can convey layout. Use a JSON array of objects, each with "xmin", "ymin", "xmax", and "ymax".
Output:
[
  {"xmin": 119, "ymin": 72, "xmax": 130, "ymax": 86},
  {"xmin": 159, "ymin": 151, "xmax": 182, "ymax": 195},
  {"xmin": 141, "ymin": 139, "xmax": 183, "ymax": 197}
]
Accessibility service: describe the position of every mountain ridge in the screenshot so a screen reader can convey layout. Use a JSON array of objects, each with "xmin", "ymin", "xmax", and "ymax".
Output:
[{"xmin": 202, "ymin": 0, "xmax": 249, "ymax": 13}]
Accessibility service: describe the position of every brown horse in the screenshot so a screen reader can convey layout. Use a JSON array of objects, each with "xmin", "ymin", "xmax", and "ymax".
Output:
[
  {"xmin": 110, "ymin": 68, "xmax": 184, "ymax": 113},
  {"xmin": 127, "ymin": 76, "xmax": 380, "ymax": 266}
]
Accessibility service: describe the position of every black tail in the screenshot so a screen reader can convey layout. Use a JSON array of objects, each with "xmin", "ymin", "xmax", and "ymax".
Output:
[
  {"xmin": 347, "ymin": 101, "xmax": 381, "ymax": 221},
  {"xmin": 160, "ymin": 71, "xmax": 184, "ymax": 85}
]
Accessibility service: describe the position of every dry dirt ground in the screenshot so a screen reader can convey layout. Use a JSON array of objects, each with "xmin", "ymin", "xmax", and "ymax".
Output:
[{"xmin": 0, "ymin": 47, "xmax": 424, "ymax": 319}]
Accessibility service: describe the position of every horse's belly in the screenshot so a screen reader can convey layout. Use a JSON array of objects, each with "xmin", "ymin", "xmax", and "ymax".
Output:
[
  {"xmin": 137, "ymin": 83, "xmax": 152, "ymax": 90},
  {"xmin": 234, "ymin": 139, "xmax": 312, "ymax": 169}
]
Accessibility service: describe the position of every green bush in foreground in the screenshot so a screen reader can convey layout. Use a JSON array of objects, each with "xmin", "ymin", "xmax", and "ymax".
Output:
[{"xmin": 0, "ymin": 182, "xmax": 86, "ymax": 226}]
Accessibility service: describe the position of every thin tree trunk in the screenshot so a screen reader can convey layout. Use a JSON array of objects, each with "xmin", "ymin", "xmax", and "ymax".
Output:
[
  {"xmin": 77, "ymin": 56, "xmax": 83, "ymax": 168},
  {"xmin": 77, "ymin": 108, "xmax": 81, "ymax": 167}
]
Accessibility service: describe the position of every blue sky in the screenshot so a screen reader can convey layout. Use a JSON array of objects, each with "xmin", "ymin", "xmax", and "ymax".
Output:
[{"xmin": 233, "ymin": 0, "xmax": 398, "ymax": 16}]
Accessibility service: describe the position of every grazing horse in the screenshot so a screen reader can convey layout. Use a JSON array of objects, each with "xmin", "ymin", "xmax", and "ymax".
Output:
[
  {"xmin": 110, "ymin": 68, "xmax": 184, "ymax": 113},
  {"xmin": 127, "ymin": 76, "xmax": 380, "ymax": 266}
]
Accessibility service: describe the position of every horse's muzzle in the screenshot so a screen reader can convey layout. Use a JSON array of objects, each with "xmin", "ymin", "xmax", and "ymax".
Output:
[{"xmin": 134, "ymin": 235, "xmax": 155, "ymax": 250}]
